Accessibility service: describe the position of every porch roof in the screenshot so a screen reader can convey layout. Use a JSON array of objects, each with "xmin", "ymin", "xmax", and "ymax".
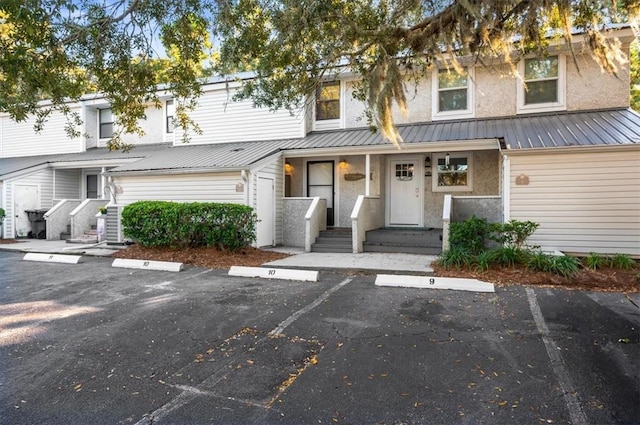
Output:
[
  {"xmin": 0, "ymin": 143, "xmax": 172, "ymax": 179},
  {"xmin": 106, "ymin": 108, "xmax": 640, "ymax": 174},
  {"xmin": 289, "ymin": 108, "xmax": 640, "ymax": 151}
]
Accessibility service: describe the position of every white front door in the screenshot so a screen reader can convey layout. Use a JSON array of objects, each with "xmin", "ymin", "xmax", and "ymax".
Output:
[
  {"xmin": 387, "ymin": 157, "xmax": 423, "ymax": 227},
  {"xmin": 256, "ymin": 175, "xmax": 275, "ymax": 247},
  {"xmin": 14, "ymin": 184, "xmax": 39, "ymax": 238}
]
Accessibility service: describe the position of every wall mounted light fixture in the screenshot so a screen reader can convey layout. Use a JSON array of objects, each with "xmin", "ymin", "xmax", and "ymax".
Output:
[
  {"xmin": 339, "ymin": 158, "xmax": 348, "ymax": 169},
  {"xmin": 445, "ymin": 152, "xmax": 451, "ymax": 168},
  {"xmin": 284, "ymin": 161, "xmax": 293, "ymax": 175}
]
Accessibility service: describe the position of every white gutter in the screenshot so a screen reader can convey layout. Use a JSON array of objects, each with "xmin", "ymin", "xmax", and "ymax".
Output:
[{"xmin": 281, "ymin": 139, "xmax": 500, "ymax": 158}]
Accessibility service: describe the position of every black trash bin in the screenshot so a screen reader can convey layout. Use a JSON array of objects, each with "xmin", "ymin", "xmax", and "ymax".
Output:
[{"xmin": 24, "ymin": 209, "xmax": 48, "ymax": 239}]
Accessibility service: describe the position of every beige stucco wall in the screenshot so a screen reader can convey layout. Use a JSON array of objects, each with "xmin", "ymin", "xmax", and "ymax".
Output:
[
  {"xmin": 475, "ymin": 64, "xmax": 518, "ymax": 118},
  {"xmin": 566, "ymin": 53, "xmax": 630, "ymax": 110},
  {"xmin": 339, "ymin": 48, "xmax": 629, "ymax": 130},
  {"xmin": 335, "ymin": 154, "xmax": 383, "ymax": 227}
]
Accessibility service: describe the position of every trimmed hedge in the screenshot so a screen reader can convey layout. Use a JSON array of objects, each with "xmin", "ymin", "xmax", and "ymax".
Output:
[{"xmin": 121, "ymin": 201, "xmax": 257, "ymax": 251}]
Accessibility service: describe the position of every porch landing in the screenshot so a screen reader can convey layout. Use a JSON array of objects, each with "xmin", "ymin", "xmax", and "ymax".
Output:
[
  {"xmin": 311, "ymin": 227, "xmax": 443, "ymax": 255},
  {"xmin": 364, "ymin": 228, "xmax": 443, "ymax": 255}
]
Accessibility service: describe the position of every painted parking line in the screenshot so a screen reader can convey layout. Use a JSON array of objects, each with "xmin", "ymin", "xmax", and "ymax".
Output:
[
  {"xmin": 133, "ymin": 277, "xmax": 352, "ymax": 425},
  {"xmin": 526, "ymin": 287, "xmax": 587, "ymax": 425}
]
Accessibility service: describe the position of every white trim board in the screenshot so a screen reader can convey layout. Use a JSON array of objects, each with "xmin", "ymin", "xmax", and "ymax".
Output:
[{"xmin": 375, "ymin": 274, "xmax": 495, "ymax": 293}]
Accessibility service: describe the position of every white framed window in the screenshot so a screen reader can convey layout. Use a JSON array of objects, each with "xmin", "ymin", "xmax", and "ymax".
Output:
[
  {"xmin": 165, "ymin": 100, "xmax": 175, "ymax": 133},
  {"xmin": 316, "ymin": 81, "xmax": 340, "ymax": 120},
  {"xmin": 517, "ymin": 55, "xmax": 566, "ymax": 113},
  {"xmin": 432, "ymin": 67, "xmax": 474, "ymax": 120},
  {"xmin": 99, "ymin": 108, "xmax": 114, "ymax": 139},
  {"xmin": 314, "ymin": 81, "xmax": 342, "ymax": 131},
  {"xmin": 432, "ymin": 152, "xmax": 473, "ymax": 192}
]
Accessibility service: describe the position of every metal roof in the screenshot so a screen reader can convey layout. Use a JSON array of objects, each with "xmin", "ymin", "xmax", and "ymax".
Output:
[
  {"xmin": 0, "ymin": 143, "xmax": 172, "ymax": 178},
  {"xmin": 292, "ymin": 108, "xmax": 640, "ymax": 151},
  {"xmin": 4, "ymin": 109, "xmax": 637, "ymax": 176},
  {"xmin": 109, "ymin": 108, "xmax": 640, "ymax": 174}
]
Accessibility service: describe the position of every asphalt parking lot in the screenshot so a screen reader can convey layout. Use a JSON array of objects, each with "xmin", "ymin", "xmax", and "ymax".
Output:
[{"xmin": 0, "ymin": 251, "xmax": 638, "ymax": 425}]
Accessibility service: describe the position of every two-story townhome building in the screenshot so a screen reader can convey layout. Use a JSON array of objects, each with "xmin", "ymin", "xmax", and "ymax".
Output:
[{"xmin": 1, "ymin": 26, "xmax": 639, "ymax": 256}]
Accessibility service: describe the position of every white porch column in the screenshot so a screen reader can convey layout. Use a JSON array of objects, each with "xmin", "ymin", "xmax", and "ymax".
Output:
[
  {"xmin": 502, "ymin": 155, "xmax": 510, "ymax": 222},
  {"xmin": 100, "ymin": 167, "xmax": 107, "ymax": 199},
  {"xmin": 365, "ymin": 154, "xmax": 371, "ymax": 196}
]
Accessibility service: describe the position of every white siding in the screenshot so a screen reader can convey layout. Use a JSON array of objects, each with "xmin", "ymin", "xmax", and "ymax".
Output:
[
  {"xmin": 95, "ymin": 103, "xmax": 166, "ymax": 147},
  {"xmin": 54, "ymin": 169, "xmax": 81, "ymax": 199},
  {"xmin": 509, "ymin": 149, "xmax": 640, "ymax": 256},
  {"xmin": 0, "ymin": 107, "xmax": 83, "ymax": 158},
  {"xmin": 252, "ymin": 156, "xmax": 284, "ymax": 245},
  {"xmin": 114, "ymin": 172, "xmax": 245, "ymax": 206},
  {"xmin": 4, "ymin": 169, "xmax": 54, "ymax": 238},
  {"xmin": 174, "ymin": 86, "xmax": 304, "ymax": 145}
]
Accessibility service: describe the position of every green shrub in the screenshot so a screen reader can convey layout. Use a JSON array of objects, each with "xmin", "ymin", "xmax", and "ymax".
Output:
[
  {"xmin": 0, "ymin": 208, "xmax": 5, "ymax": 226},
  {"xmin": 474, "ymin": 250, "xmax": 493, "ymax": 272},
  {"xmin": 500, "ymin": 220, "xmax": 539, "ymax": 250},
  {"xmin": 438, "ymin": 247, "xmax": 473, "ymax": 270},
  {"xmin": 491, "ymin": 246, "xmax": 527, "ymax": 267},
  {"xmin": 449, "ymin": 215, "xmax": 500, "ymax": 256},
  {"xmin": 549, "ymin": 256, "xmax": 581, "ymax": 278},
  {"xmin": 584, "ymin": 252, "xmax": 606, "ymax": 270},
  {"xmin": 121, "ymin": 201, "xmax": 257, "ymax": 251},
  {"xmin": 610, "ymin": 253, "xmax": 636, "ymax": 270},
  {"xmin": 527, "ymin": 251, "xmax": 554, "ymax": 273}
]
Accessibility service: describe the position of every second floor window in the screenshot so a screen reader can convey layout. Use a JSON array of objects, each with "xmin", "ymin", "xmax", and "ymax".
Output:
[
  {"xmin": 99, "ymin": 108, "xmax": 113, "ymax": 139},
  {"xmin": 437, "ymin": 69, "xmax": 468, "ymax": 112},
  {"xmin": 316, "ymin": 81, "xmax": 340, "ymax": 121},
  {"xmin": 518, "ymin": 55, "xmax": 565, "ymax": 113},
  {"xmin": 523, "ymin": 57, "xmax": 559, "ymax": 104},
  {"xmin": 166, "ymin": 100, "xmax": 175, "ymax": 133},
  {"xmin": 432, "ymin": 67, "xmax": 474, "ymax": 120}
]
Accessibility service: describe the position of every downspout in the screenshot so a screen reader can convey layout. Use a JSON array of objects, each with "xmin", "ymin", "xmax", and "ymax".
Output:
[
  {"xmin": 498, "ymin": 138, "xmax": 510, "ymax": 223},
  {"xmin": 365, "ymin": 154, "xmax": 371, "ymax": 196},
  {"xmin": 241, "ymin": 169, "xmax": 249, "ymax": 205}
]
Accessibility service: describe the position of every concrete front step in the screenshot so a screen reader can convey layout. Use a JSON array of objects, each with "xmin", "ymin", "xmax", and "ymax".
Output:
[
  {"xmin": 365, "ymin": 228, "xmax": 442, "ymax": 245},
  {"xmin": 363, "ymin": 243, "xmax": 441, "ymax": 255},
  {"xmin": 311, "ymin": 245, "xmax": 352, "ymax": 253},
  {"xmin": 311, "ymin": 228, "xmax": 354, "ymax": 253},
  {"xmin": 66, "ymin": 237, "xmax": 98, "ymax": 244}
]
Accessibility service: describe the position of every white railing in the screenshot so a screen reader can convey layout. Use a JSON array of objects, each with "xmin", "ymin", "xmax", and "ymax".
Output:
[
  {"xmin": 70, "ymin": 199, "xmax": 108, "ymax": 239},
  {"xmin": 304, "ymin": 197, "xmax": 326, "ymax": 252},
  {"xmin": 442, "ymin": 195, "xmax": 503, "ymax": 252},
  {"xmin": 350, "ymin": 195, "xmax": 383, "ymax": 253},
  {"xmin": 442, "ymin": 194, "xmax": 452, "ymax": 251},
  {"xmin": 44, "ymin": 199, "xmax": 81, "ymax": 240}
]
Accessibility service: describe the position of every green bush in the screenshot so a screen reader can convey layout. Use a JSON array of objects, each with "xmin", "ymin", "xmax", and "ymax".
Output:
[
  {"xmin": 491, "ymin": 246, "xmax": 528, "ymax": 267},
  {"xmin": 610, "ymin": 253, "xmax": 636, "ymax": 270},
  {"xmin": 438, "ymin": 247, "xmax": 473, "ymax": 270},
  {"xmin": 121, "ymin": 201, "xmax": 257, "ymax": 251},
  {"xmin": 449, "ymin": 215, "xmax": 501, "ymax": 256},
  {"xmin": 500, "ymin": 220, "xmax": 539, "ymax": 250},
  {"xmin": 0, "ymin": 208, "xmax": 5, "ymax": 226},
  {"xmin": 584, "ymin": 252, "xmax": 606, "ymax": 270}
]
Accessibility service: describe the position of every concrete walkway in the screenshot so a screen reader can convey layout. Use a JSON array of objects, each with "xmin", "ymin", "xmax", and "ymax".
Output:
[{"xmin": 0, "ymin": 240, "xmax": 436, "ymax": 274}]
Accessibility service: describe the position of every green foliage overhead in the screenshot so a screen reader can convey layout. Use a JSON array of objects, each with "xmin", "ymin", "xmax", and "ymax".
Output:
[
  {"xmin": 0, "ymin": 1, "xmax": 637, "ymax": 147},
  {"xmin": 120, "ymin": 201, "xmax": 257, "ymax": 251},
  {"xmin": 631, "ymin": 40, "xmax": 640, "ymax": 112}
]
